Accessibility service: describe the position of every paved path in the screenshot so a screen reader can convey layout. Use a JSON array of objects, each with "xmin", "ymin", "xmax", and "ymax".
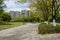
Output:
[{"xmin": 0, "ymin": 23, "xmax": 60, "ymax": 40}]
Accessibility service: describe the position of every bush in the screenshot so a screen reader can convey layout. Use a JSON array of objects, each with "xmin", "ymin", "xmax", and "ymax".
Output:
[
  {"xmin": 56, "ymin": 13, "xmax": 60, "ymax": 23},
  {"xmin": 0, "ymin": 17, "xmax": 2, "ymax": 21},
  {"xmin": 14, "ymin": 16, "xmax": 24, "ymax": 22},
  {"xmin": 2, "ymin": 12, "xmax": 12, "ymax": 22},
  {"xmin": 13, "ymin": 12, "xmax": 41, "ymax": 22},
  {"xmin": 38, "ymin": 23, "xmax": 60, "ymax": 34},
  {"xmin": 23, "ymin": 16, "xmax": 32, "ymax": 22},
  {"xmin": 55, "ymin": 25, "xmax": 60, "ymax": 33},
  {"xmin": 14, "ymin": 16, "xmax": 28, "ymax": 22},
  {"xmin": 56, "ymin": 16, "xmax": 60, "ymax": 23},
  {"xmin": 14, "ymin": 16, "xmax": 40, "ymax": 22}
]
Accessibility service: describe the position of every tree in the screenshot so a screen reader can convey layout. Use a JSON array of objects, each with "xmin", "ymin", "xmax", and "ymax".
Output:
[
  {"xmin": 0, "ymin": 0, "xmax": 6, "ymax": 15},
  {"xmin": 52, "ymin": 0, "xmax": 60, "ymax": 26},
  {"xmin": 2, "ymin": 12, "xmax": 12, "ymax": 22},
  {"xmin": 17, "ymin": 0, "xmax": 60, "ymax": 25},
  {"xmin": 0, "ymin": 0, "xmax": 6, "ymax": 21},
  {"xmin": 17, "ymin": 0, "xmax": 33, "ymax": 3},
  {"xmin": 29, "ymin": 0, "xmax": 60, "ymax": 25},
  {"xmin": 17, "ymin": 0, "xmax": 52, "ymax": 22},
  {"xmin": 29, "ymin": 0, "xmax": 52, "ymax": 24}
]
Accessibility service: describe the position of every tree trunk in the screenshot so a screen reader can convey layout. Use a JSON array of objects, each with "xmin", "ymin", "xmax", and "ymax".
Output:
[{"xmin": 53, "ymin": 19, "xmax": 56, "ymax": 26}]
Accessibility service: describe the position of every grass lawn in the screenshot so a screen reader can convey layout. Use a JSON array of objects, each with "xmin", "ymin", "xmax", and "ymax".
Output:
[{"xmin": 0, "ymin": 22, "xmax": 24, "ymax": 30}]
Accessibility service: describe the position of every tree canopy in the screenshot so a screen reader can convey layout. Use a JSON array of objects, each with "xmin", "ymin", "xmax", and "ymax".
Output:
[
  {"xmin": 17, "ymin": 0, "xmax": 60, "ymax": 21},
  {"xmin": 0, "ymin": 0, "xmax": 6, "ymax": 15}
]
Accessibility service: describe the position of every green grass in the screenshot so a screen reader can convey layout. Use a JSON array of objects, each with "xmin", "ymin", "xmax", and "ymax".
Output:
[{"xmin": 0, "ymin": 22, "xmax": 24, "ymax": 30}]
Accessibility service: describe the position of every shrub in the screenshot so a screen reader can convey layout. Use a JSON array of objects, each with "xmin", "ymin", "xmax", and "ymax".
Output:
[
  {"xmin": 38, "ymin": 23, "xmax": 55, "ymax": 34},
  {"xmin": 0, "ymin": 17, "xmax": 2, "ymax": 21},
  {"xmin": 56, "ymin": 13, "xmax": 60, "ymax": 23},
  {"xmin": 38, "ymin": 23, "xmax": 60, "ymax": 34},
  {"xmin": 14, "ymin": 16, "xmax": 40, "ymax": 22},
  {"xmin": 2, "ymin": 12, "xmax": 12, "ymax": 22},
  {"xmin": 14, "ymin": 16, "xmax": 27, "ymax": 22},
  {"xmin": 55, "ymin": 25, "xmax": 60, "ymax": 33},
  {"xmin": 13, "ymin": 16, "xmax": 24, "ymax": 22},
  {"xmin": 56, "ymin": 16, "xmax": 60, "ymax": 23},
  {"xmin": 23, "ymin": 16, "xmax": 32, "ymax": 22}
]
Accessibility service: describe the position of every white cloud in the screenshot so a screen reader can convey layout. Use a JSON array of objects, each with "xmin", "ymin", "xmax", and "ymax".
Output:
[
  {"xmin": 4, "ymin": 0, "xmax": 30, "ymax": 12},
  {"xmin": 4, "ymin": 0, "xmax": 17, "ymax": 8},
  {"xmin": 5, "ymin": 8, "xmax": 30, "ymax": 12}
]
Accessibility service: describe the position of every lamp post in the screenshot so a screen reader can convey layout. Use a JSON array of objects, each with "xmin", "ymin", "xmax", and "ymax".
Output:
[{"xmin": 52, "ymin": 0, "xmax": 60, "ymax": 26}]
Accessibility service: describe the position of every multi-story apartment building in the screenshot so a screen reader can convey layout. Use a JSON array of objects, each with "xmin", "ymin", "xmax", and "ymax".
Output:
[
  {"xmin": 9, "ymin": 10, "xmax": 31, "ymax": 19},
  {"xmin": 21, "ymin": 10, "xmax": 30, "ymax": 16}
]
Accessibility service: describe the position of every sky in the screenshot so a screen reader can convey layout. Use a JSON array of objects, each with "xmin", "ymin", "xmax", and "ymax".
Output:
[{"xmin": 4, "ymin": 0, "xmax": 30, "ymax": 12}]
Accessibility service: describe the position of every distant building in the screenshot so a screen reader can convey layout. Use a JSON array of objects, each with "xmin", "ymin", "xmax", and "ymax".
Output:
[
  {"xmin": 21, "ymin": 10, "xmax": 30, "ymax": 16},
  {"xmin": 9, "ymin": 11, "xmax": 20, "ymax": 19},
  {"xmin": 9, "ymin": 10, "xmax": 31, "ymax": 19}
]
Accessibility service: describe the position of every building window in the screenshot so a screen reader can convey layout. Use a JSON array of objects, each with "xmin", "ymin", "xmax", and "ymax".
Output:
[{"xmin": 22, "ymin": 11, "xmax": 25, "ymax": 16}]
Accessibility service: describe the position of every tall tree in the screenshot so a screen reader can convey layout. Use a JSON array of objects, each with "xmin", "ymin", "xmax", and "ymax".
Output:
[
  {"xmin": 0, "ymin": 0, "xmax": 6, "ymax": 15},
  {"xmin": 0, "ymin": 0, "xmax": 6, "ymax": 21},
  {"xmin": 17, "ymin": 0, "xmax": 60, "ymax": 25},
  {"xmin": 17, "ymin": 0, "xmax": 52, "ymax": 21},
  {"xmin": 52, "ymin": 0, "xmax": 60, "ymax": 26}
]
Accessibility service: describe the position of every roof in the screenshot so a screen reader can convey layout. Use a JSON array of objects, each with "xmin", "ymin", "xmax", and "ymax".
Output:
[{"xmin": 5, "ymin": 8, "xmax": 31, "ymax": 12}]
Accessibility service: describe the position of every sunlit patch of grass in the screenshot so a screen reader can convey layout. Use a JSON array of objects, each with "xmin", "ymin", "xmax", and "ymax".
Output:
[{"xmin": 0, "ymin": 22, "xmax": 24, "ymax": 30}]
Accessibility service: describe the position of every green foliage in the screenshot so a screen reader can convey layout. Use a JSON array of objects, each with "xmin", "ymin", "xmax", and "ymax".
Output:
[
  {"xmin": 56, "ymin": 16, "xmax": 60, "ymax": 23},
  {"xmin": 17, "ymin": 0, "xmax": 60, "ymax": 22},
  {"xmin": 14, "ymin": 16, "xmax": 32, "ymax": 22},
  {"xmin": 0, "ymin": 0, "xmax": 6, "ymax": 21},
  {"xmin": 38, "ymin": 23, "xmax": 54, "ymax": 34},
  {"xmin": 55, "ymin": 25, "xmax": 60, "ymax": 33},
  {"xmin": 23, "ymin": 16, "xmax": 32, "ymax": 22},
  {"xmin": 38, "ymin": 23, "xmax": 60, "ymax": 34},
  {"xmin": 0, "ymin": 22, "xmax": 23, "ymax": 30},
  {"xmin": 56, "ymin": 13, "xmax": 60, "ymax": 23},
  {"xmin": 30, "ymin": 12, "xmax": 41, "ymax": 22},
  {"xmin": 14, "ymin": 12, "xmax": 41, "ymax": 22},
  {"xmin": 1, "ymin": 12, "xmax": 12, "ymax": 22},
  {"xmin": 0, "ymin": 17, "xmax": 2, "ymax": 21},
  {"xmin": 17, "ymin": 0, "xmax": 33, "ymax": 3},
  {"xmin": 0, "ymin": 0, "xmax": 6, "ymax": 15},
  {"xmin": 14, "ymin": 14, "xmax": 40, "ymax": 22},
  {"xmin": 14, "ymin": 16, "xmax": 24, "ymax": 22}
]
